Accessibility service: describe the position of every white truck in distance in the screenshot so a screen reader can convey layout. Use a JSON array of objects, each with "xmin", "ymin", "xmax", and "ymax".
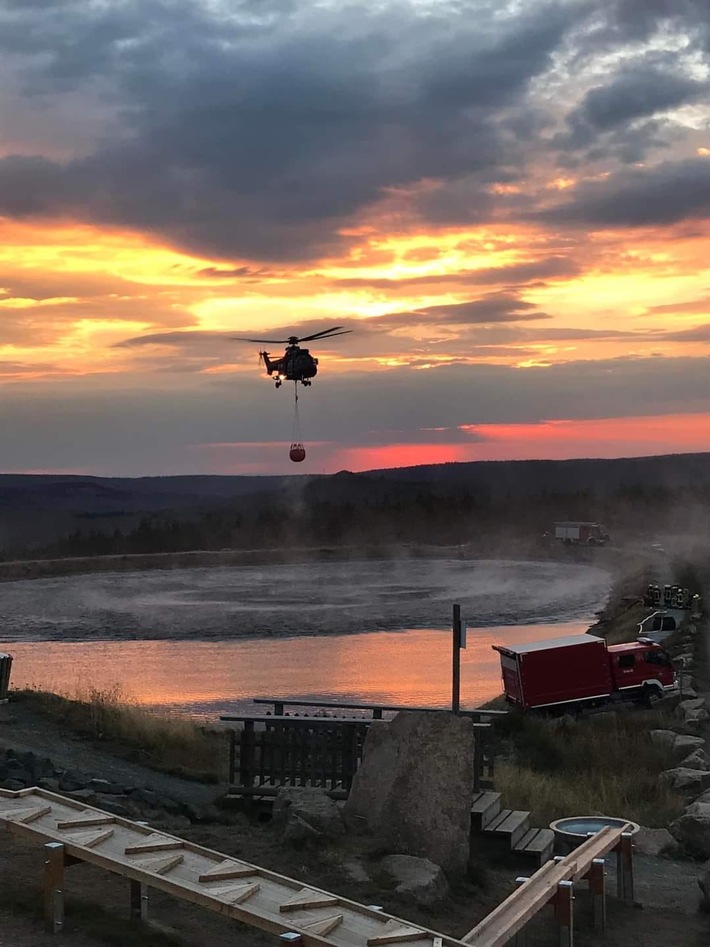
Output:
[{"xmin": 554, "ymin": 522, "xmax": 610, "ymax": 545}]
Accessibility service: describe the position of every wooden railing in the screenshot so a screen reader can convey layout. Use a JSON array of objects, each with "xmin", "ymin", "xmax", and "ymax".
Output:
[
  {"xmin": 463, "ymin": 825, "xmax": 635, "ymax": 947},
  {"xmin": 252, "ymin": 697, "xmax": 507, "ymax": 723}
]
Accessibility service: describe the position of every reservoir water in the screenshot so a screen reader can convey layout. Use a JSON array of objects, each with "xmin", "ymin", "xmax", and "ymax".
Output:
[{"xmin": 0, "ymin": 558, "xmax": 609, "ymax": 719}]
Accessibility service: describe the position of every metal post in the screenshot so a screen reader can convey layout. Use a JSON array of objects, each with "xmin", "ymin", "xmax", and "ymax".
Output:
[
  {"xmin": 619, "ymin": 832, "xmax": 634, "ymax": 903},
  {"xmin": 43, "ymin": 842, "xmax": 65, "ymax": 934},
  {"xmin": 452, "ymin": 603, "xmax": 461, "ymax": 714},
  {"xmin": 555, "ymin": 880, "xmax": 574, "ymax": 947},
  {"xmin": 130, "ymin": 880, "xmax": 149, "ymax": 921},
  {"xmin": 514, "ymin": 877, "xmax": 530, "ymax": 947},
  {"xmin": 588, "ymin": 858, "xmax": 606, "ymax": 930}
]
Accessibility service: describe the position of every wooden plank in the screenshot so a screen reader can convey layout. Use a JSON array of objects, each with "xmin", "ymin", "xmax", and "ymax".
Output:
[
  {"xmin": 279, "ymin": 887, "xmax": 340, "ymax": 913},
  {"xmin": 299, "ymin": 914, "xmax": 344, "ymax": 936},
  {"xmin": 133, "ymin": 852, "xmax": 184, "ymax": 875},
  {"xmin": 4, "ymin": 805, "xmax": 51, "ymax": 824},
  {"xmin": 368, "ymin": 920, "xmax": 427, "ymax": 945},
  {"xmin": 204, "ymin": 882, "xmax": 260, "ymax": 904},
  {"xmin": 63, "ymin": 828, "xmax": 114, "ymax": 849},
  {"xmin": 463, "ymin": 860, "xmax": 568, "ymax": 946},
  {"xmin": 125, "ymin": 833, "xmax": 184, "ymax": 855},
  {"xmin": 198, "ymin": 859, "xmax": 257, "ymax": 883},
  {"xmin": 57, "ymin": 814, "xmax": 115, "ymax": 830},
  {"xmin": 464, "ymin": 828, "xmax": 621, "ymax": 947}
]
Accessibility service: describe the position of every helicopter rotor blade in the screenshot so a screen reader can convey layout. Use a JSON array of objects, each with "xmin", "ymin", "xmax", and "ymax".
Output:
[
  {"xmin": 298, "ymin": 327, "xmax": 353, "ymax": 342},
  {"xmin": 231, "ymin": 336, "xmax": 291, "ymax": 344}
]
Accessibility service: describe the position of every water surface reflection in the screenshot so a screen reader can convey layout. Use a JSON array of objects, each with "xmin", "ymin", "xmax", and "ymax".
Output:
[{"xmin": 4, "ymin": 620, "xmax": 591, "ymax": 718}]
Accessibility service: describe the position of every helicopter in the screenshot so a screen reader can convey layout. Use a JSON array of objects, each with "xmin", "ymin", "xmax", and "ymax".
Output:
[{"xmin": 233, "ymin": 326, "xmax": 351, "ymax": 388}]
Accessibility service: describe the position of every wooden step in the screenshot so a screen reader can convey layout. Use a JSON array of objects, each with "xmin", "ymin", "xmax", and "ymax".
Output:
[
  {"xmin": 470, "ymin": 791, "xmax": 501, "ymax": 831},
  {"xmin": 481, "ymin": 808, "xmax": 530, "ymax": 849},
  {"xmin": 513, "ymin": 828, "xmax": 555, "ymax": 866}
]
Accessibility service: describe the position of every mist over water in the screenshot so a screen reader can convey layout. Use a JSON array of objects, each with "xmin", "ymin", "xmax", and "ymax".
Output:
[
  {"xmin": 0, "ymin": 558, "xmax": 610, "ymax": 716},
  {"xmin": 0, "ymin": 558, "xmax": 610, "ymax": 642}
]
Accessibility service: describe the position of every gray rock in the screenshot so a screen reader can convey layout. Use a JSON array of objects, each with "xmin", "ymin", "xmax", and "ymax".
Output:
[
  {"xmin": 673, "ymin": 735, "xmax": 706, "ymax": 757},
  {"xmin": 88, "ymin": 778, "xmax": 125, "ymax": 795},
  {"xmin": 59, "ymin": 773, "xmax": 87, "ymax": 792},
  {"xmin": 99, "ymin": 797, "xmax": 132, "ymax": 817},
  {"xmin": 130, "ymin": 787, "xmax": 161, "ymax": 807},
  {"xmin": 671, "ymin": 804, "xmax": 710, "ymax": 858},
  {"xmin": 679, "ymin": 749, "xmax": 710, "ymax": 772},
  {"xmin": 660, "ymin": 767, "xmax": 710, "ymax": 795},
  {"xmin": 380, "ymin": 855, "xmax": 449, "ymax": 906},
  {"xmin": 37, "ymin": 777, "xmax": 61, "ymax": 792},
  {"xmin": 681, "ymin": 688, "xmax": 699, "ymax": 700},
  {"xmin": 0, "ymin": 779, "xmax": 25, "ymax": 791},
  {"xmin": 683, "ymin": 708, "xmax": 709, "ymax": 729},
  {"xmin": 634, "ymin": 826, "xmax": 678, "ymax": 857},
  {"xmin": 681, "ymin": 698, "xmax": 708, "ymax": 713},
  {"xmin": 273, "ymin": 787, "xmax": 345, "ymax": 845},
  {"xmin": 343, "ymin": 711, "xmax": 475, "ymax": 875},
  {"xmin": 343, "ymin": 859, "xmax": 370, "ymax": 884},
  {"xmin": 650, "ymin": 729, "xmax": 677, "ymax": 750},
  {"xmin": 282, "ymin": 813, "xmax": 323, "ymax": 846},
  {"xmin": 67, "ymin": 789, "xmax": 99, "ymax": 804}
]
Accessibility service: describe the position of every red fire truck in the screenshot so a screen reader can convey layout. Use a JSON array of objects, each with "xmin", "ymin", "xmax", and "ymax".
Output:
[{"xmin": 493, "ymin": 634, "xmax": 677, "ymax": 712}]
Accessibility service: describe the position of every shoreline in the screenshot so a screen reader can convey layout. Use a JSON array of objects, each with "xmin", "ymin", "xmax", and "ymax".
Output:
[{"xmin": 0, "ymin": 540, "xmax": 614, "ymax": 582}]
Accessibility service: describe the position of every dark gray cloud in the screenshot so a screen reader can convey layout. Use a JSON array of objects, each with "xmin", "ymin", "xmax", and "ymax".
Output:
[
  {"xmin": 598, "ymin": 0, "xmax": 710, "ymax": 50},
  {"xmin": 0, "ymin": 0, "xmax": 579, "ymax": 260},
  {"xmin": 662, "ymin": 323, "xmax": 710, "ymax": 342},
  {"xmin": 0, "ymin": 0, "xmax": 707, "ymax": 262},
  {"xmin": 540, "ymin": 157, "xmax": 710, "ymax": 228},
  {"xmin": 573, "ymin": 66, "xmax": 706, "ymax": 134},
  {"xmin": 406, "ymin": 294, "xmax": 550, "ymax": 326},
  {"xmin": 553, "ymin": 60, "xmax": 706, "ymax": 164}
]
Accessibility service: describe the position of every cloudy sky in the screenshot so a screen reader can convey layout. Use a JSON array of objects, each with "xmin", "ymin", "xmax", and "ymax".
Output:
[{"xmin": 1, "ymin": 0, "xmax": 709, "ymax": 475}]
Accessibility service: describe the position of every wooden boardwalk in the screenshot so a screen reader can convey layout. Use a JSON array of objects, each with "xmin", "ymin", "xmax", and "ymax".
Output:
[{"xmin": 0, "ymin": 786, "xmax": 466, "ymax": 947}]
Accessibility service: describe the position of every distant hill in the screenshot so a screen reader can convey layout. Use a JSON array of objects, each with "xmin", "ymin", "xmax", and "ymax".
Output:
[{"xmin": 0, "ymin": 451, "xmax": 708, "ymax": 555}]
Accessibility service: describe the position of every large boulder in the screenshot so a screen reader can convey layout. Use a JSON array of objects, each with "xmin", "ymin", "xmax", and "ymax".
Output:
[
  {"xmin": 681, "ymin": 698, "xmax": 708, "ymax": 714},
  {"xmin": 272, "ymin": 787, "xmax": 345, "ymax": 846},
  {"xmin": 670, "ymin": 802, "xmax": 710, "ymax": 858},
  {"xmin": 673, "ymin": 735, "xmax": 706, "ymax": 758},
  {"xmin": 650, "ymin": 730, "xmax": 677, "ymax": 751},
  {"xmin": 343, "ymin": 711, "xmax": 475, "ymax": 875},
  {"xmin": 380, "ymin": 855, "xmax": 449, "ymax": 906},
  {"xmin": 683, "ymin": 709, "xmax": 709, "ymax": 730},
  {"xmin": 680, "ymin": 749, "xmax": 710, "ymax": 772},
  {"xmin": 633, "ymin": 827, "xmax": 678, "ymax": 857},
  {"xmin": 660, "ymin": 768, "xmax": 710, "ymax": 796}
]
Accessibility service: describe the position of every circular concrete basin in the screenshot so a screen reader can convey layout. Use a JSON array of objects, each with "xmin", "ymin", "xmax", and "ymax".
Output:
[{"xmin": 550, "ymin": 816, "xmax": 640, "ymax": 849}]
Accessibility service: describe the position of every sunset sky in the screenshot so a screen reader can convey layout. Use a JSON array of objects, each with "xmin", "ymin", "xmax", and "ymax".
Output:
[{"xmin": 1, "ymin": 0, "xmax": 709, "ymax": 475}]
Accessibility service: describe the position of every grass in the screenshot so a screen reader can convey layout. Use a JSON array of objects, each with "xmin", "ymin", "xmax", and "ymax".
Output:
[
  {"xmin": 494, "ymin": 708, "xmax": 683, "ymax": 828},
  {"xmin": 15, "ymin": 684, "xmax": 227, "ymax": 782}
]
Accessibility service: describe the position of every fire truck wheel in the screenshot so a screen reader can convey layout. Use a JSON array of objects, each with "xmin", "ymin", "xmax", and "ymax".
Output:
[{"xmin": 641, "ymin": 684, "xmax": 662, "ymax": 708}]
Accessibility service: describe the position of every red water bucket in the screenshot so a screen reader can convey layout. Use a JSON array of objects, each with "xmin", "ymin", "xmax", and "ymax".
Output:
[{"xmin": 289, "ymin": 442, "xmax": 306, "ymax": 462}]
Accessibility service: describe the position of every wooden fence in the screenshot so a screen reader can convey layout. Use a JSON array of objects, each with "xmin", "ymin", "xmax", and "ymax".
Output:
[{"xmin": 222, "ymin": 712, "xmax": 495, "ymax": 799}]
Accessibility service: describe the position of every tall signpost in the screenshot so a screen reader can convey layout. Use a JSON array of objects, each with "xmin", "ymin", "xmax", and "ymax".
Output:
[{"xmin": 452, "ymin": 603, "xmax": 464, "ymax": 714}]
